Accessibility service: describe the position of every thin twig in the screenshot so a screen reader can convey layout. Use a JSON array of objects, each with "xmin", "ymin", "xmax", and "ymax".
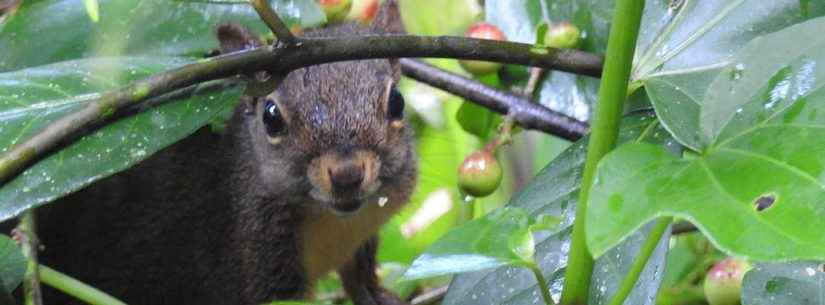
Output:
[
  {"xmin": 411, "ymin": 286, "xmax": 449, "ymax": 305},
  {"xmin": 17, "ymin": 211, "xmax": 42, "ymax": 305},
  {"xmin": 249, "ymin": 0, "xmax": 297, "ymax": 45},
  {"xmin": 400, "ymin": 59, "xmax": 588, "ymax": 141},
  {"xmin": 522, "ymin": 67, "xmax": 547, "ymax": 100},
  {"xmin": 530, "ymin": 264, "xmax": 556, "ymax": 305},
  {"xmin": 0, "ymin": 34, "xmax": 601, "ymax": 188}
]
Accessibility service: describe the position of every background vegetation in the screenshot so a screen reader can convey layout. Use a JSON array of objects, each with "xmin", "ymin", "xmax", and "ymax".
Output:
[{"xmin": 1, "ymin": 1, "xmax": 824, "ymax": 305}]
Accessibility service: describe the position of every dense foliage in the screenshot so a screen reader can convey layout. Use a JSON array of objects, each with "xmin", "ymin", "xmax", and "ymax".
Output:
[{"xmin": 1, "ymin": 0, "xmax": 823, "ymax": 305}]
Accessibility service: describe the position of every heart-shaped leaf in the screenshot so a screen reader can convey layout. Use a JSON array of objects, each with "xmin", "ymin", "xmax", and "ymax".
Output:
[
  {"xmin": 0, "ymin": 57, "xmax": 242, "ymax": 221},
  {"xmin": 0, "ymin": 234, "xmax": 24, "ymax": 296},
  {"xmin": 442, "ymin": 113, "xmax": 674, "ymax": 305},
  {"xmin": 0, "ymin": 0, "xmax": 325, "ymax": 71},
  {"xmin": 742, "ymin": 262, "xmax": 825, "ymax": 305},
  {"xmin": 587, "ymin": 16, "xmax": 825, "ymax": 261}
]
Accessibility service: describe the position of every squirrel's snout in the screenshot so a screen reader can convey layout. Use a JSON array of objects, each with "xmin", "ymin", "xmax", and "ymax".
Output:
[
  {"xmin": 328, "ymin": 161, "xmax": 364, "ymax": 192},
  {"xmin": 308, "ymin": 150, "xmax": 382, "ymax": 213}
]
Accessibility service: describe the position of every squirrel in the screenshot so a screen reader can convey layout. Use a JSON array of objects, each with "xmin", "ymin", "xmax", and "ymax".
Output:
[{"xmin": 16, "ymin": 1, "xmax": 417, "ymax": 304}]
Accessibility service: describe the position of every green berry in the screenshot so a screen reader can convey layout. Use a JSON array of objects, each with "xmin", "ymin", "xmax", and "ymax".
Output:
[
  {"xmin": 704, "ymin": 257, "xmax": 752, "ymax": 305},
  {"xmin": 544, "ymin": 22, "xmax": 581, "ymax": 49},
  {"xmin": 318, "ymin": 0, "xmax": 352, "ymax": 23},
  {"xmin": 459, "ymin": 23, "xmax": 507, "ymax": 76},
  {"xmin": 458, "ymin": 150, "xmax": 503, "ymax": 197}
]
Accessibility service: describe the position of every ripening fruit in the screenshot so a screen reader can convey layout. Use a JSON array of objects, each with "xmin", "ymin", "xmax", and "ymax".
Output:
[
  {"xmin": 346, "ymin": 0, "xmax": 379, "ymax": 24},
  {"xmin": 459, "ymin": 22, "xmax": 507, "ymax": 76},
  {"xmin": 544, "ymin": 22, "xmax": 581, "ymax": 49},
  {"xmin": 458, "ymin": 150, "xmax": 503, "ymax": 197},
  {"xmin": 318, "ymin": 0, "xmax": 352, "ymax": 23},
  {"xmin": 704, "ymin": 257, "xmax": 753, "ymax": 305}
]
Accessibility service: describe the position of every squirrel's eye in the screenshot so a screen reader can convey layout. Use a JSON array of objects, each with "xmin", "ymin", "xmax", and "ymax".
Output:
[
  {"xmin": 263, "ymin": 99, "xmax": 286, "ymax": 136},
  {"xmin": 387, "ymin": 88, "xmax": 404, "ymax": 120}
]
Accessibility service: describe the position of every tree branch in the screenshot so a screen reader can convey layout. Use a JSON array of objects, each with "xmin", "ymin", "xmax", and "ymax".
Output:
[
  {"xmin": 399, "ymin": 59, "xmax": 588, "ymax": 141},
  {"xmin": 0, "ymin": 34, "xmax": 601, "ymax": 188},
  {"xmin": 249, "ymin": 0, "xmax": 296, "ymax": 45}
]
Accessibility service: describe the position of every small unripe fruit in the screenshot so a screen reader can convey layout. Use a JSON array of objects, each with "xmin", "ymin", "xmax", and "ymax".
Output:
[
  {"xmin": 346, "ymin": 0, "xmax": 379, "ymax": 24},
  {"xmin": 459, "ymin": 23, "xmax": 507, "ymax": 76},
  {"xmin": 704, "ymin": 257, "xmax": 752, "ymax": 305},
  {"xmin": 544, "ymin": 22, "xmax": 581, "ymax": 49},
  {"xmin": 318, "ymin": 0, "xmax": 352, "ymax": 23},
  {"xmin": 458, "ymin": 150, "xmax": 503, "ymax": 197}
]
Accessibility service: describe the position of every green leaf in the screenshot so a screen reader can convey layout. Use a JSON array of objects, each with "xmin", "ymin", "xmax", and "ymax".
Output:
[
  {"xmin": 0, "ymin": 234, "xmax": 25, "ymax": 295},
  {"xmin": 402, "ymin": 207, "xmax": 536, "ymax": 281},
  {"xmin": 742, "ymin": 262, "xmax": 825, "ymax": 305},
  {"xmin": 700, "ymin": 17, "xmax": 825, "ymax": 147},
  {"xmin": 442, "ymin": 113, "xmax": 674, "ymax": 305},
  {"xmin": 639, "ymin": 0, "xmax": 825, "ymax": 150},
  {"xmin": 0, "ymin": 0, "xmax": 325, "ymax": 71},
  {"xmin": 0, "ymin": 57, "xmax": 242, "ymax": 221},
  {"xmin": 587, "ymin": 17, "xmax": 825, "ymax": 261}
]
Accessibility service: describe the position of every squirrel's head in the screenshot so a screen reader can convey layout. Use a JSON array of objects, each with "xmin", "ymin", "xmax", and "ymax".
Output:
[{"xmin": 217, "ymin": 0, "xmax": 415, "ymax": 215}]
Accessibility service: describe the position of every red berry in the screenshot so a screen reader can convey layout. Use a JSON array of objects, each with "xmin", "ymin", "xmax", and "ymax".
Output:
[
  {"xmin": 458, "ymin": 150, "xmax": 503, "ymax": 197},
  {"xmin": 318, "ymin": 0, "xmax": 352, "ymax": 23},
  {"xmin": 544, "ymin": 22, "xmax": 581, "ymax": 49},
  {"xmin": 704, "ymin": 257, "xmax": 752, "ymax": 305},
  {"xmin": 459, "ymin": 23, "xmax": 507, "ymax": 76}
]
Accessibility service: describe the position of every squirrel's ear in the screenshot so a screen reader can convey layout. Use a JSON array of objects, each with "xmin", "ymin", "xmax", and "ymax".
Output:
[
  {"xmin": 371, "ymin": 0, "xmax": 405, "ymax": 34},
  {"xmin": 372, "ymin": 0, "xmax": 404, "ymax": 80},
  {"xmin": 216, "ymin": 22, "xmax": 263, "ymax": 54}
]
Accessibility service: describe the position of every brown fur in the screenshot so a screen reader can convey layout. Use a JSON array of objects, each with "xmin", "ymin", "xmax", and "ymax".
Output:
[{"xmin": 18, "ymin": 1, "xmax": 415, "ymax": 304}]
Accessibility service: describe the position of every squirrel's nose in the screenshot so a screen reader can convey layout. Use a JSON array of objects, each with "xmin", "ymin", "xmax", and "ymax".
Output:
[{"xmin": 329, "ymin": 161, "xmax": 364, "ymax": 191}]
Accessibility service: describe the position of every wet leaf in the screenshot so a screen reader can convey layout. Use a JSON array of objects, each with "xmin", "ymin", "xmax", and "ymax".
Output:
[
  {"xmin": 442, "ymin": 113, "xmax": 674, "ymax": 305},
  {"xmin": 402, "ymin": 207, "xmax": 536, "ymax": 281},
  {"xmin": 639, "ymin": 0, "xmax": 825, "ymax": 150},
  {"xmin": 0, "ymin": 234, "xmax": 24, "ymax": 295},
  {"xmin": 0, "ymin": 57, "xmax": 242, "ymax": 221},
  {"xmin": 742, "ymin": 261, "xmax": 825, "ymax": 305},
  {"xmin": 0, "ymin": 0, "xmax": 325, "ymax": 71},
  {"xmin": 588, "ymin": 16, "xmax": 825, "ymax": 261}
]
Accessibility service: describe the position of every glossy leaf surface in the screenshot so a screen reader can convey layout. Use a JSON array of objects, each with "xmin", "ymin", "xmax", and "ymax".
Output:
[
  {"xmin": 639, "ymin": 0, "xmax": 825, "ymax": 150},
  {"xmin": 403, "ymin": 207, "xmax": 537, "ymax": 280},
  {"xmin": 743, "ymin": 262, "xmax": 825, "ymax": 305},
  {"xmin": 0, "ymin": 0, "xmax": 325, "ymax": 71},
  {"xmin": 0, "ymin": 57, "xmax": 242, "ymax": 221}
]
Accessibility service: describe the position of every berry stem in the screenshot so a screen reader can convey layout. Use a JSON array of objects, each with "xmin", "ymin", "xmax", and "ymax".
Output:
[
  {"xmin": 39, "ymin": 265, "xmax": 128, "ymax": 305},
  {"xmin": 607, "ymin": 217, "xmax": 672, "ymax": 305},
  {"xmin": 529, "ymin": 263, "xmax": 556, "ymax": 305}
]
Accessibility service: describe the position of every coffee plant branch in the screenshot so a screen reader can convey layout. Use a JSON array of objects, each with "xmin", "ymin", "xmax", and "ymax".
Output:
[{"xmin": 400, "ymin": 58, "xmax": 589, "ymax": 140}]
